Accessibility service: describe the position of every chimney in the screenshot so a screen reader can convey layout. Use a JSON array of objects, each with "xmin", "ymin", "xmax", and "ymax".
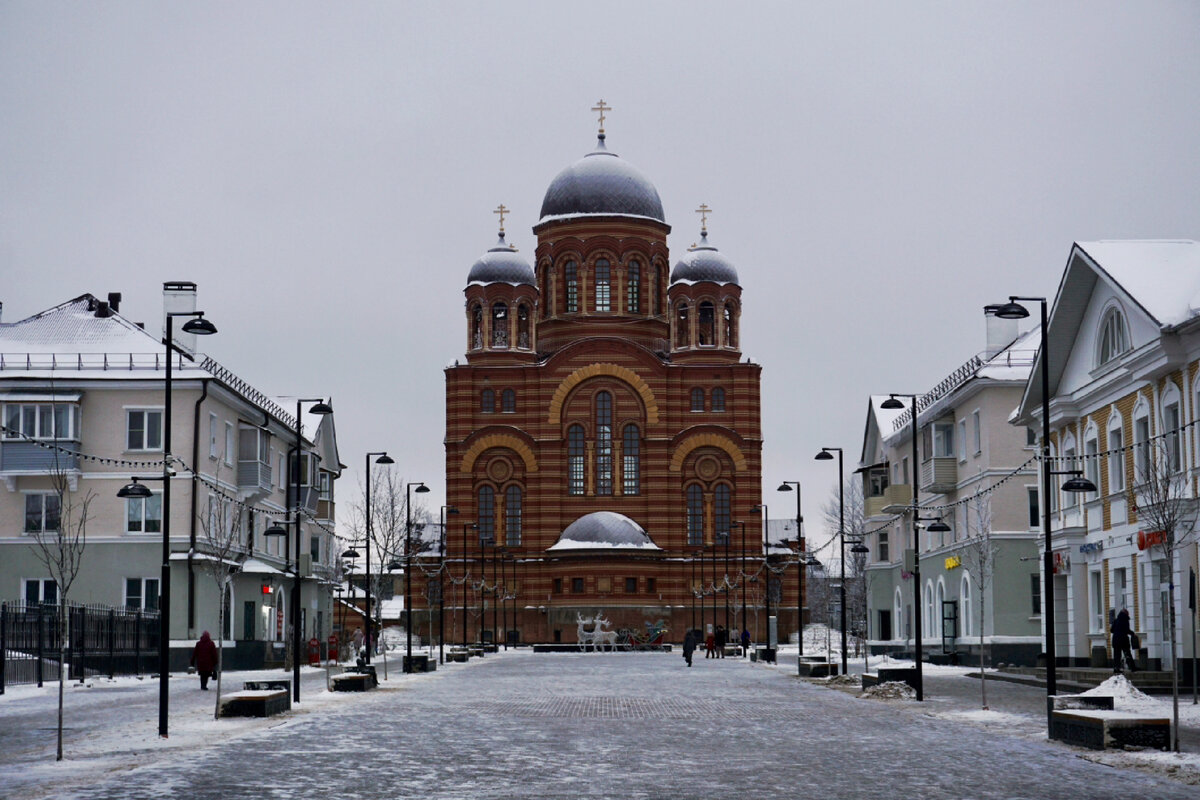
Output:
[
  {"xmin": 108, "ymin": 292, "xmax": 122, "ymax": 313},
  {"xmin": 163, "ymin": 281, "xmax": 198, "ymax": 354},
  {"xmin": 95, "ymin": 301, "xmax": 112, "ymax": 318},
  {"xmin": 985, "ymin": 310, "xmax": 1019, "ymax": 359}
]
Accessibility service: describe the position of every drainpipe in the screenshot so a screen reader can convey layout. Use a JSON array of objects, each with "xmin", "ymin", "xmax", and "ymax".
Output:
[{"xmin": 187, "ymin": 378, "xmax": 211, "ymax": 635}]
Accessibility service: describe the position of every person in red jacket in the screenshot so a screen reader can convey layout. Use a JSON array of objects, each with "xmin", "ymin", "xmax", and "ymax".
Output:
[{"xmin": 191, "ymin": 631, "xmax": 218, "ymax": 690}]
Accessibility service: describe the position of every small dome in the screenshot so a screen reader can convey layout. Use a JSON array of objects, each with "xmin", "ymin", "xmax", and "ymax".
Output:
[
  {"xmin": 467, "ymin": 234, "xmax": 535, "ymax": 286},
  {"xmin": 539, "ymin": 137, "xmax": 666, "ymax": 224},
  {"xmin": 670, "ymin": 232, "xmax": 740, "ymax": 285},
  {"xmin": 548, "ymin": 511, "xmax": 661, "ymax": 551}
]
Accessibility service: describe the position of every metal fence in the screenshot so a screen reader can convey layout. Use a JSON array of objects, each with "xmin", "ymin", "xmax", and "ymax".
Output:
[{"xmin": 1, "ymin": 601, "xmax": 160, "ymax": 692}]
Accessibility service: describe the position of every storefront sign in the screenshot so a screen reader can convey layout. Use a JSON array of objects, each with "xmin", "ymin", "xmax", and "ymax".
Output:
[
  {"xmin": 944, "ymin": 556, "xmax": 961, "ymax": 570},
  {"xmin": 1078, "ymin": 542, "xmax": 1104, "ymax": 555},
  {"xmin": 1053, "ymin": 551, "xmax": 1070, "ymax": 574},
  {"xmin": 1137, "ymin": 530, "xmax": 1166, "ymax": 550}
]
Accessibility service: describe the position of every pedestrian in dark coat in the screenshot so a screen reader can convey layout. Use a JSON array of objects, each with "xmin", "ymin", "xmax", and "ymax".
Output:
[
  {"xmin": 705, "ymin": 630, "xmax": 716, "ymax": 658},
  {"xmin": 682, "ymin": 630, "xmax": 697, "ymax": 667},
  {"xmin": 191, "ymin": 631, "xmax": 218, "ymax": 690},
  {"xmin": 715, "ymin": 625, "xmax": 728, "ymax": 658},
  {"xmin": 1111, "ymin": 608, "xmax": 1138, "ymax": 672},
  {"xmin": 740, "ymin": 627, "xmax": 751, "ymax": 657}
]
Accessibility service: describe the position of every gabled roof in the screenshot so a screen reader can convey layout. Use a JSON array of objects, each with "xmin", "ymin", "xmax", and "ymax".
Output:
[{"xmin": 859, "ymin": 395, "xmax": 906, "ymax": 466}]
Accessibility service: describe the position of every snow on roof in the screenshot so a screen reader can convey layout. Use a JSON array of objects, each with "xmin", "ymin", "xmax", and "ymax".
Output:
[
  {"xmin": 869, "ymin": 395, "xmax": 907, "ymax": 437},
  {"xmin": 1076, "ymin": 240, "xmax": 1200, "ymax": 328},
  {"xmin": 975, "ymin": 326, "xmax": 1039, "ymax": 381},
  {"xmin": 0, "ymin": 295, "xmax": 160, "ymax": 354}
]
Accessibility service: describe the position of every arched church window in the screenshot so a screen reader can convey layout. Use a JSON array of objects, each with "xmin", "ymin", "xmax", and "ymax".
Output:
[
  {"xmin": 540, "ymin": 266, "xmax": 551, "ymax": 318},
  {"xmin": 481, "ymin": 389, "xmax": 495, "ymax": 414},
  {"xmin": 686, "ymin": 485, "xmax": 704, "ymax": 547},
  {"xmin": 471, "ymin": 304, "xmax": 483, "ymax": 350},
  {"xmin": 714, "ymin": 484, "xmax": 731, "ymax": 546},
  {"xmin": 724, "ymin": 302, "xmax": 737, "ymax": 348},
  {"xmin": 565, "ymin": 261, "xmax": 578, "ymax": 313},
  {"xmin": 595, "ymin": 391, "xmax": 613, "ymax": 495},
  {"xmin": 623, "ymin": 424, "xmax": 640, "ymax": 496},
  {"xmin": 491, "ymin": 302, "xmax": 508, "ymax": 348},
  {"xmin": 1098, "ymin": 307, "xmax": 1129, "ymax": 366},
  {"xmin": 675, "ymin": 303, "xmax": 689, "ymax": 348},
  {"xmin": 712, "ymin": 387, "xmax": 726, "ymax": 412},
  {"xmin": 517, "ymin": 305, "xmax": 530, "ymax": 349},
  {"xmin": 627, "ymin": 261, "xmax": 641, "ymax": 313},
  {"xmin": 567, "ymin": 424, "xmax": 585, "ymax": 496},
  {"xmin": 690, "ymin": 388, "xmax": 705, "ymax": 412},
  {"xmin": 594, "ymin": 259, "xmax": 611, "ymax": 312},
  {"xmin": 698, "ymin": 302, "xmax": 715, "ymax": 346},
  {"xmin": 505, "ymin": 485, "xmax": 522, "ymax": 546},
  {"xmin": 651, "ymin": 265, "xmax": 660, "ymax": 315},
  {"xmin": 477, "ymin": 486, "xmax": 495, "ymax": 546},
  {"xmin": 501, "ymin": 389, "xmax": 516, "ymax": 413}
]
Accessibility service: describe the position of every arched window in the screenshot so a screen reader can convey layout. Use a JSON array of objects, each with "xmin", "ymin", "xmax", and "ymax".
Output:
[
  {"xmin": 565, "ymin": 261, "xmax": 578, "ymax": 313},
  {"xmin": 934, "ymin": 580, "xmax": 945, "ymax": 640},
  {"xmin": 505, "ymin": 485, "xmax": 522, "ymax": 546},
  {"xmin": 1098, "ymin": 307, "xmax": 1129, "ymax": 366},
  {"xmin": 960, "ymin": 573, "xmax": 972, "ymax": 638},
  {"xmin": 481, "ymin": 389, "xmax": 495, "ymax": 414},
  {"xmin": 712, "ymin": 387, "xmax": 726, "ymax": 412},
  {"xmin": 623, "ymin": 424, "xmax": 640, "ymax": 495},
  {"xmin": 567, "ymin": 424, "xmax": 585, "ymax": 495},
  {"xmin": 686, "ymin": 485, "xmax": 704, "ymax": 547},
  {"xmin": 651, "ymin": 264, "xmax": 660, "ymax": 315},
  {"xmin": 894, "ymin": 587, "xmax": 905, "ymax": 640},
  {"xmin": 698, "ymin": 302, "xmax": 715, "ymax": 346},
  {"xmin": 477, "ymin": 486, "xmax": 495, "ymax": 546},
  {"xmin": 595, "ymin": 391, "xmax": 613, "ymax": 495},
  {"xmin": 714, "ymin": 485, "xmax": 731, "ymax": 546},
  {"xmin": 517, "ymin": 305, "xmax": 530, "ymax": 349},
  {"xmin": 627, "ymin": 261, "xmax": 641, "ymax": 313},
  {"xmin": 594, "ymin": 259, "xmax": 611, "ymax": 312},
  {"xmin": 501, "ymin": 389, "xmax": 516, "ymax": 413},
  {"xmin": 675, "ymin": 303, "xmax": 689, "ymax": 348},
  {"xmin": 491, "ymin": 302, "xmax": 508, "ymax": 348},
  {"xmin": 471, "ymin": 305, "xmax": 483, "ymax": 350},
  {"xmin": 1133, "ymin": 399, "xmax": 1151, "ymax": 483},
  {"xmin": 724, "ymin": 302, "xmax": 737, "ymax": 348},
  {"xmin": 690, "ymin": 388, "xmax": 705, "ymax": 412},
  {"xmin": 1107, "ymin": 408, "xmax": 1125, "ymax": 493},
  {"xmin": 540, "ymin": 265, "xmax": 550, "ymax": 318},
  {"xmin": 923, "ymin": 581, "xmax": 935, "ymax": 640}
]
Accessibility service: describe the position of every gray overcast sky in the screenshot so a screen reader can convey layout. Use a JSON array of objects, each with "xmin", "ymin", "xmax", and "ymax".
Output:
[{"xmin": 3, "ymin": 2, "xmax": 1199, "ymax": 549}]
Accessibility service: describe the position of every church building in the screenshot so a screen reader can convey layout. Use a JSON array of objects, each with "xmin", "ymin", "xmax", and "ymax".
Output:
[{"xmin": 427, "ymin": 110, "xmax": 784, "ymax": 646}]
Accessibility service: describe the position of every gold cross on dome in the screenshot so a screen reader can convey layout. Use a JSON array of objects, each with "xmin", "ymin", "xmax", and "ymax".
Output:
[
  {"xmin": 696, "ymin": 203, "xmax": 712, "ymax": 234},
  {"xmin": 591, "ymin": 99, "xmax": 611, "ymax": 134},
  {"xmin": 494, "ymin": 203, "xmax": 509, "ymax": 234}
]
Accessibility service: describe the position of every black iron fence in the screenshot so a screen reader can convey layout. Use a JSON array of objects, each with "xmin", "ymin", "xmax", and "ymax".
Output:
[{"xmin": 1, "ymin": 601, "xmax": 160, "ymax": 692}]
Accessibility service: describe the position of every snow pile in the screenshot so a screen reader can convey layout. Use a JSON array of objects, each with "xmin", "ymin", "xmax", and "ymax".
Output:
[
  {"xmin": 821, "ymin": 674, "xmax": 862, "ymax": 688},
  {"xmin": 859, "ymin": 681, "xmax": 915, "ymax": 700},
  {"xmin": 1080, "ymin": 674, "xmax": 1158, "ymax": 711}
]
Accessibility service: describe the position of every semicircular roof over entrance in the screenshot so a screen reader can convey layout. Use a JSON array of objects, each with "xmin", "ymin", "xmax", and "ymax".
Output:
[{"xmin": 548, "ymin": 511, "xmax": 661, "ymax": 551}]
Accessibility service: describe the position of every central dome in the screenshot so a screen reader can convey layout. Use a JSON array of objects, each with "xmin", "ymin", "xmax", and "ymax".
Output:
[
  {"xmin": 538, "ymin": 137, "xmax": 666, "ymax": 224},
  {"xmin": 547, "ymin": 511, "xmax": 661, "ymax": 551}
]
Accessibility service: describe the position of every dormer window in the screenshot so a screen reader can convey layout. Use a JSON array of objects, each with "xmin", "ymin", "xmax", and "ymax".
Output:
[
  {"xmin": 1097, "ymin": 307, "xmax": 1129, "ymax": 366},
  {"xmin": 594, "ymin": 259, "xmax": 611, "ymax": 312},
  {"xmin": 492, "ymin": 302, "xmax": 508, "ymax": 348}
]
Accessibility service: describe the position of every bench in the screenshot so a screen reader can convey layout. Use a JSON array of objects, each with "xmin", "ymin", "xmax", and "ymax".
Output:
[
  {"xmin": 403, "ymin": 654, "xmax": 437, "ymax": 673},
  {"xmin": 1050, "ymin": 709, "xmax": 1170, "ymax": 751},
  {"xmin": 722, "ymin": 645, "xmax": 742, "ymax": 657},
  {"xmin": 862, "ymin": 667, "xmax": 918, "ymax": 691},
  {"xmin": 752, "ymin": 647, "xmax": 776, "ymax": 663},
  {"xmin": 243, "ymin": 679, "xmax": 291, "ymax": 694},
  {"xmin": 219, "ymin": 688, "xmax": 291, "ymax": 718},
  {"xmin": 332, "ymin": 666, "xmax": 378, "ymax": 692},
  {"xmin": 797, "ymin": 661, "xmax": 839, "ymax": 678},
  {"xmin": 1051, "ymin": 694, "xmax": 1114, "ymax": 712},
  {"xmin": 447, "ymin": 648, "xmax": 469, "ymax": 663},
  {"xmin": 468, "ymin": 646, "xmax": 486, "ymax": 658}
]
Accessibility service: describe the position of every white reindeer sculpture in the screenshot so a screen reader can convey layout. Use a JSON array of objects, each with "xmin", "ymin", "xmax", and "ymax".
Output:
[{"xmin": 576, "ymin": 612, "xmax": 618, "ymax": 652}]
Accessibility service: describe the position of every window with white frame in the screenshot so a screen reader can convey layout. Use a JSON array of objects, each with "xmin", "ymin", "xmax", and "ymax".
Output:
[
  {"xmin": 1063, "ymin": 442, "xmax": 1081, "ymax": 507},
  {"xmin": 209, "ymin": 413, "xmax": 219, "ymax": 459},
  {"xmin": 225, "ymin": 422, "xmax": 235, "ymax": 466},
  {"xmin": 239, "ymin": 426, "xmax": 270, "ymax": 470},
  {"xmin": 126, "ymin": 409, "xmax": 163, "ymax": 451},
  {"xmin": 124, "ymin": 577, "xmax": 160, "ymax": 611},
  {"xmin": 960, "ymin": 573, "xmax": 972, "ymax": 638},
  {"xmin": 1097, "ymin": 307, "xmax": 1130, "ymax": 367},
  {"xmin": 1089, "ymin": 570, "xmax": 1104, "ymax": 633},
  {"xmin": 877, "ymin": 529, "xmax": 889, "ymax": 562},
  {"xmin": 1134, "ymin": 409, "xmax": 1151, "ymax": 481},
  {"xmin": 958, "ymin": 419, "xmax": 967, "ymax": 462},
  {"xmin": 24, "ymin": 493, "xmax": 61, "ymax": 534},
  {"xmin": 1027, "ymin": 486, "xmax": 1039, "ymax": 528},
  {"xmin": 1164, "ymin": 398, "xmax": 1181, "ymax": 473},
  {"xmin": 3, "ymin": 402, "xmax": 79, "ymax": 440},
  {"xmin": 927, "ymin": 422, "xmax": 954, "ymax": 458},
  {"xmin": 1113, "ymin": 568, "xmax": 1129, "ymax": 613},
  {"xmin": 24, "ymin": 578, "xmax": 57, "ymax": 605},
  {"xmin": 972, "ymin": 410, "xmax": 981, "ymax": 454},
  {"xmin": 1084, "ymin": 432, "xmax": 1099, "ymax": 500},
  {"xmin": 1108, "ymin": 416, "xmax": 1125, "ymax": 493},
  {"xmin": 126, "ymin": 492, "xmax": 162, "ymax": 533}
]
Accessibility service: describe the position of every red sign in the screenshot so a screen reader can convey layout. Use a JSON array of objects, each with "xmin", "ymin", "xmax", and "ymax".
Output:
[
  {"xmin": 307, "ymin": 637, "xmax": 320, "ymax": 666},
  {"xmin": 1137, "ymin": 530, "xmax": 1166, "ymax": 551},
  {"xmin": 1053, "ymin": 552, "xmax": 1070, "ymax": 574}
]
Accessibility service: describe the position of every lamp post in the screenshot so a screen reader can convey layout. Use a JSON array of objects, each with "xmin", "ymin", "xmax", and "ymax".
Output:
[
  {"xmin": 439, "ymin": 505, "xmax": 458, "ymax": 664},
  {"xmin": 340, "ymin": 547, "xmax": 360, "ymax": 657},
  {"xmin": 461, "ymin": 523, "xmax": 477, "ymax": 650},
  {"xmin": 734, "ymin": 520, "xmax": 747, "ymax": 646},
  {"xmin": 118, "ymin": 309, "xmax": 216, "ymax": 739},
  {"xmin": 405, "ymin": 482, "xmax": 430, "ymax": 672},
  {"xmin": 776, "ymin": 481, "xmax": 804, "ymax": 656},
  {"xmin": 722, "ymin": 525, "xmax": 731, "ymax": 633},
  {"xmin": 363, "ymin": 452, "xmax": 394, "ymax": 665},
  {"xmin": 986, "ymin": 297, "xmax": 1095, "ymax": 722},
  {"xmin": 690, "ymin": 550, "xmax": 699, "ymax": 634},
  {"xmin": 749, "ymin": 503, "xmax": 773, "ymax": 661},
  {"xmin": 813, "ymin": 450, "xmax": 849, "ymax": 673}
]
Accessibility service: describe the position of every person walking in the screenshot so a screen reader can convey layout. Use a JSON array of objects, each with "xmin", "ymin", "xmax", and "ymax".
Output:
[
  {"xmin": 741, "ymin": 627, "xmax": 751, "ymax": 657},
  {"xmin": 705, "ymin": 628, "xmax": 716, "ymax": 659},
  {"xmin": 1111, "ymin": 608, "xmax": 1138, "ymax": 673},
  {"xmin": 715, "ymin": 625, "xmax": 728, "ymax": 658},
  {"xmin": 191, "ymin": 631, "xmax": 218, "ymax": 691},
  {"xmin": 682, "ymin": 629, "xmax": 697, "ymax": 667}
]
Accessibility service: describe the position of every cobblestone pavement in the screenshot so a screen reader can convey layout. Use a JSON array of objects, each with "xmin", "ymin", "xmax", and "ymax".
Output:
[{"xmin": 20, "ymin": 651, "xmax": 1200, "ymax": 800}]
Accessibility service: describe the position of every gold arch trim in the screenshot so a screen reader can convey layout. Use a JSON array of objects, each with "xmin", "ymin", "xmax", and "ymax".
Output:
[
  {"xmin": 669, "ymin": 433, "xmax": 748, "ymax": 473},
  {"xmin": 547, "ymin": 363, "xmax": 660, "ymax": 425},
  {"xmin": 460, "ymin": 434, "xmax": 538, "ymax": 474}
]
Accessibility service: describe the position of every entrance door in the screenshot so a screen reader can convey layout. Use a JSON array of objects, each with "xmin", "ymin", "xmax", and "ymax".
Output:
[
  {"xmin": 877, "ymin": 609, "xmax": 892, "ymax": 641},
  {"xmin": 242, "ymin": 601, "xmax": 255, "ymax": 641}
]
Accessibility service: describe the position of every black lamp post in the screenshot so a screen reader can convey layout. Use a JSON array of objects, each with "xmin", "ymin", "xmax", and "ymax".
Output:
[
  {"xmin": 749, "ymin": 503, "xmax": 773, "ymax": 661},
  {"xmin": 118, "ymin": 309, "xmax": 215, "ymax": 739},
  {"xmin": 363, "ymin": 452, "xmax": 394, "ymax": 665},
  {"xmin": 461, "ymin": 522, "xmax": 477, "ymax": 650},
  {"xmin": 776, "ymin": 481, "xmax": 804, "ymax": 656},
  {"xmin": 690, "ymin": 550, "xmax": 700, "ymax": 634},
  {"xmin": 439, "ymin": 505, "xmax": 458, "ymax": 664},
  {"xmin": 405, "ymin": 482, "xmax": 430, "ymax": 672},
  {"xmin": 813, "ymin": 448, "xmax": 849, "ymax": 674},
  {"xmin": 340, "ymin": 547, "xmax": 360, "ymax": 656},
  {"xmin": 734, "ymin": 520, "xmax": 747, "ymax": 647}
]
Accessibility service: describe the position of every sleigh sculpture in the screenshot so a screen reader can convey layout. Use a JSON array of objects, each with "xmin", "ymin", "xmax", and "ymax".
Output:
[{"xmin": 617, "ymin": 620, "xmax": 670, "ymax": 651}]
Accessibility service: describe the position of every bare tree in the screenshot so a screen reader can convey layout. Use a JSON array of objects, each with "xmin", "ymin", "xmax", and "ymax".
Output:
[
  {"xmin": 194, "ymin": 479, "xmax": 245, "ymax": 719},
  {"xmin": 1129, "ymin": 436, "xmax": 1198, "ymax": 752},
  {"xmin": 27, "ymin": 445, "xmax": 94, "ymax": 761},
  {"xmin": 959, "ymin": 493, "xmax": 998, "ymax": 709},
  {"xmin": 822, "ymin": 477, "xmax": 867, "ymax": 659}
]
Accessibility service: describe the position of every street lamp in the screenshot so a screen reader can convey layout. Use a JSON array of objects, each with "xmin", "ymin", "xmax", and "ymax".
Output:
[
  {"xmin": 117, "ymin": 309, "xmax": 215, "ymax": 739},
  {"xmin": 986, "ymin": 297, "xmax": 1095, "ymax": 720},
  {"xmin": 813, "ymin": 448, "xmax": 850, "ymax": 674},
  {"xmin": 461, "ymin": 522, "xmax": 477, "ymax": 650},
  {"xmin": 363, "ymin": 452, "xmax": 395, "ymax": 665},
  {"xmin": 405, "ymin": 482, "xmax": 430, "ymax": 672},
  {"xmin": 439, "ymin": 505, "xmax": 458, "ymax": 664},
  {"xmin": 749, "ymin": 503, "xmax": 774, "ymax": 661},
  {"xmin": 734, "ymin": 520, "xmax": 747, "ymax": 649},
  {"xmin": 776, "ymin": 481, "xmax": 804, "ymax": 656}
]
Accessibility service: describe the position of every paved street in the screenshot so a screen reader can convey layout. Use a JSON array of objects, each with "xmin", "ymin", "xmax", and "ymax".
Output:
[{"xmin": 6, "ymin": 650, "xmax": 1199, "ymax": 800}]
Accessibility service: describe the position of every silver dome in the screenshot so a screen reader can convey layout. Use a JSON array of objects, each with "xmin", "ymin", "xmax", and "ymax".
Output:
[
  {"xmin": 669, "ymin": 233, "xmax": 740, "ymax": 285},
  {"xmin": 467, "ymin": 234, "xmax": 535, "ymax": 286},
  {"xmin": 547, "ymin": 511, "xmax": 661, "ymax": 550},
  {"xmin": 538, "ymin": 137, "xmax": 666, "ymax": 224}
]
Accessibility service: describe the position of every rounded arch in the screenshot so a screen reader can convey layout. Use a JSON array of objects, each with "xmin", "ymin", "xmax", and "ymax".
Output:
[
  {"xmin": 894, "ymin": 587, "xmax": 904, "ymax": 641},
  {"xmin": 460, "ymin": 433, "xmax": 539, "ymax": 474},
  {"xmin": 1095, "ymin": 300, "xmax": 1131, "ymax": 368},
  {"xmin": 934, "ymin": 577, "xmax": 946, "ymax": 641},
  {"xmin": 669, "ymin": 432, "xmax": 749, "ymax": 473},
  {"xmin": 547, "ymin": 363, "xmax": 660, "ymax": 425},
  {"xmin": 960, "ymin": 571, "xmax": 973, "ymax": 639}
]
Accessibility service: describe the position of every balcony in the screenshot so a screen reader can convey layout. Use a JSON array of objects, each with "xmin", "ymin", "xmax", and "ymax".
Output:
[
  {"xmin": 237, "ymin": 459, "xmax": 272, "ymax": 496},
  {"xmin": 1, "ymin": 440, "xmax": 80, "ymax": 473},
  {"xmin": 921, "ymin": 457, "xmax": 957, "ymax": 494},
  {"xmin": 287, "ymin": 485, "xmax": 319, "ymax": 515},
  {"xmin": 317, "ymin": 498, "xmax": 335, "ymax": 522},
  {"xmin": 866, "ymin": 483, "xmax": 913, "ymax": 517}
]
